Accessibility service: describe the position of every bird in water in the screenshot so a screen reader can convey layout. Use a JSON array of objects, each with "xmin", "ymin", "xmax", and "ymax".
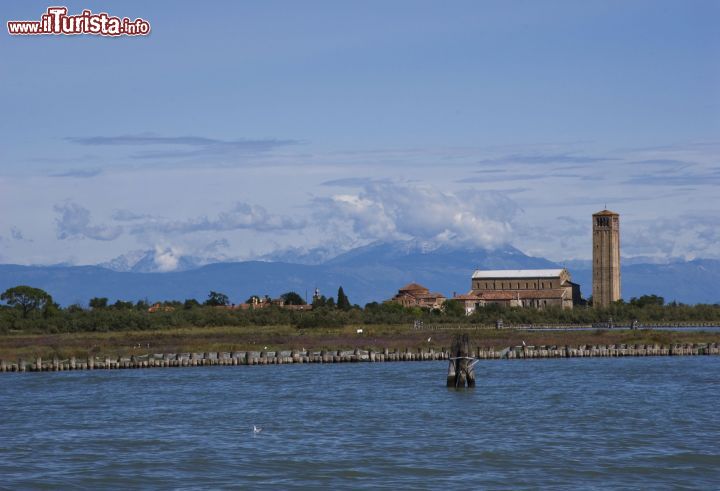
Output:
[{"xmin": 253, "ymin": 425, "xmax": 262, "ymax": 434}]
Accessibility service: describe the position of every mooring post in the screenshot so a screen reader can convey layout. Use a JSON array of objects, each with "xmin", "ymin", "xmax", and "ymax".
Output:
[
  {"xmin": 446, "ymin": 356, "xmax": 456, "ymax": 387},
  {"xmin": 447, "ymin": 334, "xmax": 475, "ymax": 388}
]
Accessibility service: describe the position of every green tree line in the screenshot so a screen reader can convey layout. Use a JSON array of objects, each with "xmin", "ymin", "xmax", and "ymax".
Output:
[{"xmin": 1, "ymin": 285, "xmax": 719, "ymax": 334}]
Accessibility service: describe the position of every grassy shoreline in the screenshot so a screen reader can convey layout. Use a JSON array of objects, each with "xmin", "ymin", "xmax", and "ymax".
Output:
[{"xmin": 2, "ymin": 325, "xmax": 720, "ymax": 360}]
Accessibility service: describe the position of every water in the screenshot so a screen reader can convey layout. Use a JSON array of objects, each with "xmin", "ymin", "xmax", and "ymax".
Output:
[{"xmin": 1, "ymin": 358, "xmax": 719, "ymax": 489}]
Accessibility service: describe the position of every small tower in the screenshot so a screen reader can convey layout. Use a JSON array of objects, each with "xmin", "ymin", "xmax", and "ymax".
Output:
[{"xmin": 592, "ymin": 209, "xmax": 621, "ymax": 307}]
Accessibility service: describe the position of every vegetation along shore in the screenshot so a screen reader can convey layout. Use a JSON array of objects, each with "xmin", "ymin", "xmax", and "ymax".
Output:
[{"xmin": 2, "ymin": 286, "xmax": 719, "ymax": 362}]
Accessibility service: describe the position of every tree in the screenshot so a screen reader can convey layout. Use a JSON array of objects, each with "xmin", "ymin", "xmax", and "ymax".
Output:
[
  {"xmin": 245, "ymin": 295, "xmax": 261, "ymax": 304},
  {"xmin": 135, "ymin": 299, "xmax": 150, "ymax": 311},
  {"xmin": 442, "ymin": 299, "xmax": 466, "ymax": 317},
  {"xmin": 205, "ymin": 291, "xmax": 230, "ymax": 307},
  {"xmin": 66, "ymin": 303, "xmax": 84, "ymax": 313},
  {"xmin": 89, "ymin": 297, "xmax": 108, "ymax": 309},
  {"xmin": 280, "ymin": 291, "xmax": 305, "ymax": 305},
  {"xmin": 112, "ymin": 300, "xmax": 134, "ymax": 310},
  {"xmin": 336, "ymin": 286, "xmax": 351, "ymax": 310},
  {"xmin": 1, "ymin": 286, "xmax": 53, "ymax": 318},
  {"xmin": 183, "ymin": 298, "xmax": 200, "ymax": 309},
  {"xmin": 630, "ymin": 295, "xmax": 665, "ymax": 307}
]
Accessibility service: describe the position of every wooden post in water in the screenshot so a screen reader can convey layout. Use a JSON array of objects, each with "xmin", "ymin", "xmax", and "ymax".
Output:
[{"xmin": 447, "ymin": 334, "xmax": 476, "ymax": 388}]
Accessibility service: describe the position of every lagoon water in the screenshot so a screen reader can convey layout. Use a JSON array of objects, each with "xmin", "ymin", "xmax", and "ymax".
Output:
[{"xmin": 1, "ymin": 358, "xmax": 719, "ymax": 489}]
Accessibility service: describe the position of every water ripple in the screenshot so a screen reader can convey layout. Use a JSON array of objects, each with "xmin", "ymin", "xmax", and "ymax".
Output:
[{"xmin": 1, "ymin": 358, "xmax": 719, "ymax": 488}]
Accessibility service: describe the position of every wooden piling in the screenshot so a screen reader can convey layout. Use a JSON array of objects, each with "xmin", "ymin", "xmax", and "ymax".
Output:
[
  {"xmin": 446, "ymin": 356, "xmax": 456, "ymax": 386},
  {"xmin": 447, "ymin": 334, "xmax": 475, "ymax": 388}
]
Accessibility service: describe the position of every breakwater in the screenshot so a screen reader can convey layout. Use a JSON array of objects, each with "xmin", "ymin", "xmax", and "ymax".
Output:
[{"xmin": 2, "ymin": 343, "xmax": 719, "ymax": 372}]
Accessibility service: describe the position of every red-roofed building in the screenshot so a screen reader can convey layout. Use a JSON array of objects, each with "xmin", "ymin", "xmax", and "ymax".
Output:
[
  {"xmin": 389, "ymin": 282, "xmax": 446, "ymax": 309},
  {"xmin": 451, "ymin": 268, "xmax": 582, "ymax": 314}
]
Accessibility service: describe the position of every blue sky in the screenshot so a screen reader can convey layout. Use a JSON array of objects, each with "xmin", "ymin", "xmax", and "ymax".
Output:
[{"xmin": 1, "ymin": 0, "xmax": 718, "ymax": 269}]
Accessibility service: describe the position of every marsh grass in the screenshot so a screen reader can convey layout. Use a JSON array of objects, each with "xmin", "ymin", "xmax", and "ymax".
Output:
[{"xmin": 1, "ymin": 324, "xmax": 719, "ymax": 360}]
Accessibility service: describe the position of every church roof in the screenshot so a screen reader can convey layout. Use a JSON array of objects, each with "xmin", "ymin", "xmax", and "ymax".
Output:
[
  {"xmin": 454, "ymin": 290, "xmax": 568, "ymax": 300},
  {"xmin": 452, "ymin": 293, "xmax": 481, "ymax": 301},
  {"xmin": 471, "ymin": 269, "xmax": 566, "ymax": 279},
  {"xmin": 398, "ymin": 282, "xmax": 428, "ymax": 292},
  {"xmin": 415, "ymin": 292, "xmax": 446, "ymax": 299},
  {"xmin": 593, "ymin": 209, "xmax": 619, "ymax": 216}
]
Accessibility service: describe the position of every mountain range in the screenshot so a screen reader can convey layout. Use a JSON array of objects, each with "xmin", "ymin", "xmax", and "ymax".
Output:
[{"xmin": 1, "ymin": 241, "xmax": 718, "ymax": 306}]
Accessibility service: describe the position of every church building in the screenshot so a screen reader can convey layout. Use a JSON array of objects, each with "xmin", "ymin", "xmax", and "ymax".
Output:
[
  {"xmin": 453, "ymin": 268, "xmax": 582, "ymax": 314},
  {"xmin": 389, "ymin": 282, "xmax": 446, "ymax": 309}
]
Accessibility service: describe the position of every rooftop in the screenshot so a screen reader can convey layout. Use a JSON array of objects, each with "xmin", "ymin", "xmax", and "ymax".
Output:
[
  {"xmin": 455, "ymin": 289, "xmax": 568, "ymax": 300},
  {"xmin": 398, "ymin": 282, "xmax": 429, "ymax": 292},
  {"xmin": 471, "ymin": 269, "xmax": 566, "ymax": 279}
]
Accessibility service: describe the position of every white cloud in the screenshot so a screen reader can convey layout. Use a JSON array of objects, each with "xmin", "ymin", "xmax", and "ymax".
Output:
[
  {"xmin": 314, "ymin": 182, "xmax": 518, "ymax": 249},
  {"xmin": 623, "ymin": 215, "xmax": 720, "ymax": 260},
  {"xmin": 54, "ymin": 201, "xmax": 122, "ymax": 241},
  {"xmin": 153, "ymin": 245, "xmax": 182, "ymax": 272},
  {"xmin": 130, "ymin": 202, "xmax": 304, "ymax": 235}
]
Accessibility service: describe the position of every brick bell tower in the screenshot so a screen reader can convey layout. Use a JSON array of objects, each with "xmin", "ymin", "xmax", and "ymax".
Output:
[{"xmin": 592, "ymin": 209, "xmax": 621, "ymax": 307}]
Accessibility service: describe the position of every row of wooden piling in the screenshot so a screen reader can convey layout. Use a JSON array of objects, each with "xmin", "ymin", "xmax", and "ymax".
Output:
[
  {"xmin": 1, "ymin": 343, "xmax": 718, "ymax": 373},
  {"xmin": 0, "ymin": 348, "xmax": 447, "ymax": 372},
  {"xmin": 482, "ymin": 342, "xmax": 720, "ymax": 359}
]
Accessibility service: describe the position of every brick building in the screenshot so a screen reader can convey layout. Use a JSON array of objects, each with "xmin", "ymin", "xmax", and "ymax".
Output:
[
  {"xmin": 453, "ymin": 268, "xmax": 582, "ymax": 314},
  {"xmin": 389, "ymin": 282, "xmax": 446, "ymax": 309}
]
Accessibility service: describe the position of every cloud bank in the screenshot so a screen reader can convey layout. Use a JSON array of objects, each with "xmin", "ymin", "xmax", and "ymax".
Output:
[
  {"xmin": 130, "ymin": 202, "xmax": 305, "ymax": 235},
  {"xmin": 66, "ymin": 134, "xmax": 300, "ymax": 160},
  {"xmin": 54, "ymin": 202, "xmax": 123, "ymax": 241},
  {"xmin": 314, "ymin": 182, "xmax": 518, "ymax": 249}
]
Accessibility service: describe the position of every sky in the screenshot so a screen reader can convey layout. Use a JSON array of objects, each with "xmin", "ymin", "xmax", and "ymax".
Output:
[{"xmin": 1, "ymin": 0, "xmax": 718, "ymax": 270}]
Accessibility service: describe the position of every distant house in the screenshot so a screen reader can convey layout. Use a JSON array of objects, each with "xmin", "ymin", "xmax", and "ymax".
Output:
[
  {"xmin": 452, "ymin": 268, "xmax": 582, "ymax": 314},
  {"xmin": 148, "ymin": 303, "xmax": 175, "ymax": 313},
  {"xmin": 389, "ymin": 282, "xmax": 446, "ymax": 309},
  {"xmin": 229, "ymin": 295, "xmax": 313, "ymax": 311}
]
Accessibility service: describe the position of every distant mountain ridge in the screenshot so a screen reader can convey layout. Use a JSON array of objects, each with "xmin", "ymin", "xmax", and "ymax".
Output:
[
  {"xmin": 1, "ymin": 241, "xmax": 718, "ymax": 306},
  {"xmin": 100, "ymin": 249, "xmax": 211, "ymax": 273}
]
